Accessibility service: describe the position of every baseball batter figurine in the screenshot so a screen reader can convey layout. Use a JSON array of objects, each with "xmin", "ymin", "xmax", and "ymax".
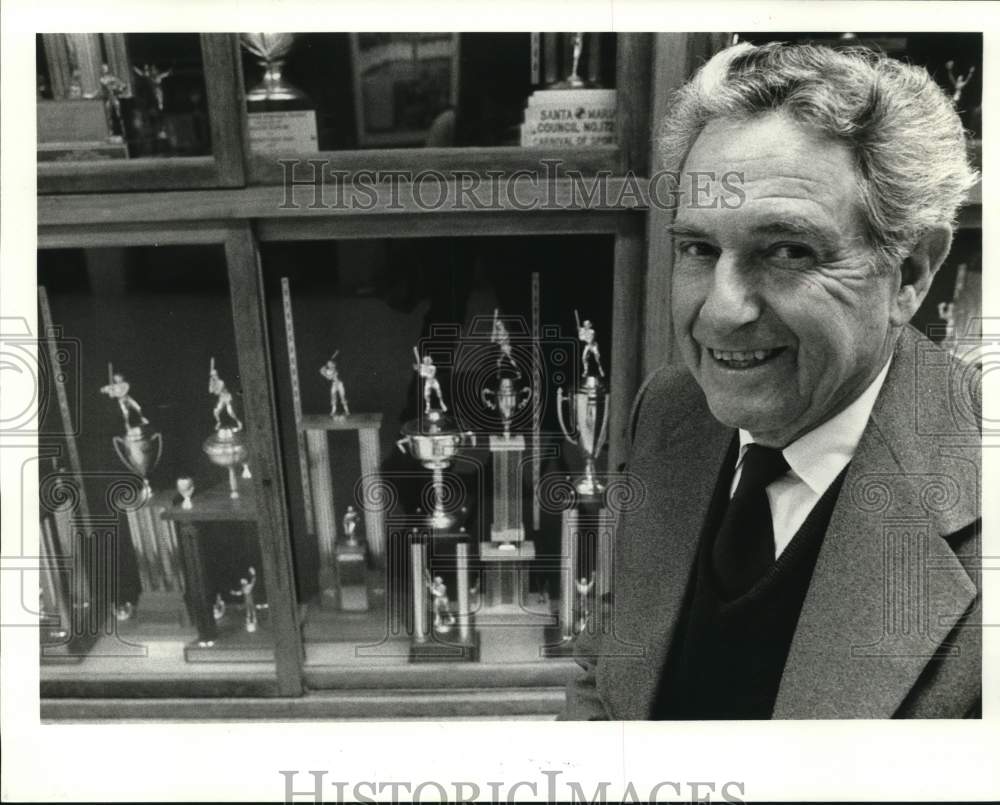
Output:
[
  {"xmin": 208, "ymin": 357, "xmax": 243, "ymax": 432},
  {"xmin": 413, "ymin": 349, "xmax": 447, "ymax": 414},
  {"xmin": 425, "ymin": 569, "xmax": 456, "ymax": 634},
  {"xmin": 491, "ymin": 309, "xmax": 519, "ymax": 374},
  {"xmin": 100, "ymin": 364, "xmax": 149, "ymax": 430},
  {"xmin": 576, "ymin": 311, "xmax": 605, "ymax": 379},
  {"xmin": 319, "ymin": 351, "xmax": 350, "ymax": 417},
  {"xmin": 342, "ymin": 505, "xmax": 360, "ymax": 546}
]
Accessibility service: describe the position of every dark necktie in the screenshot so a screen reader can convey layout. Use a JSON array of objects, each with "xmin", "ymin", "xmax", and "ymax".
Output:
[{"xmin": 712, "ymin": 443, "xmax": 790, "ymax": 599}]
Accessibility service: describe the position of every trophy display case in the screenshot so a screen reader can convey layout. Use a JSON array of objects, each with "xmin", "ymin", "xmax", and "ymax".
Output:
[
  {"xmin": 238, "ymin": 32, "xmax": 617, "ymax": 152},
  {"xmin": 238, "ymin": 32, "xmax": 636, "ymax": 183},
  {"xmin": 36, "ymin": 243, "xmax": 291, "ymax": 695},
  {"xmin": 34, "ymin": 32, "xmax": 981, "ymax": 720},
  {"xmin": 37, "ymin": 34, "xmax": 244, "ymax": 193},
  {"xmin": 261, "ymin": 234, "xmax": 625, "ymax": 674}
]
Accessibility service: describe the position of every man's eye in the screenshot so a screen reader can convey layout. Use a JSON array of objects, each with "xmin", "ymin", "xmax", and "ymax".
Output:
[
  {"xmin": 768, "ymin": 243, "xmax": 816, "ymax": 263},
  {"xmin": 678, "ymin": 241, "xmax": 718, "ymax": 259}
]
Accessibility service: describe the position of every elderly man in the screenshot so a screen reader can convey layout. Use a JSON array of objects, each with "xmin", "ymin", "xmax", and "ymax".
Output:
[{"xmin": 563, "ymin": 42, "xmax": 981, "ymax": 719}]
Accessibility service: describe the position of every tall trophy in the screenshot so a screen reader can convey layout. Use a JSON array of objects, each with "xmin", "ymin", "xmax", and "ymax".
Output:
[
  {"xmin": 556, "ymin": 311, "xmax": 609, "ymax": 496},
  {"xmin": 101, "ymin": 364, "xmax": 184, "ymax": 617},
  {"xmin": 554, "ymin": 312, "xmax": 613, "ymax": 643},
  {"xmin": 102, "ymin": 363, "xmax": 161, "ymax": 501},
  {"xmin": 241, "ymin": 33, "xmax": 318, "ymax": 152},
  {"xmin": 396, "ymin": 348, "xmax": 475, "ymax": 532},
  {"xmin": 202, "ymin": 357, "xmax": 252, "ymax": 499},
  {"xmin": 479, "ymin": 310, "xmax": 532, "ymax": 546},
  {"xmin": 522, "ymin": 33, "xmax": 616, "ymax": 147}
]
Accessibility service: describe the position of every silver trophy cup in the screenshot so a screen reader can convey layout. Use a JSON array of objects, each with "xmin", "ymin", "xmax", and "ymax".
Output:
[
  {"xmin": 397, "ymin": 415, "xmax": 475, "ymax": 531},
  {"xmin": 556, "ymin": 376, "xmax": 610, "ymax": 497},
  {"xmin": 112, "ymin": 426, "xmax": 162, "ymax": 502}
]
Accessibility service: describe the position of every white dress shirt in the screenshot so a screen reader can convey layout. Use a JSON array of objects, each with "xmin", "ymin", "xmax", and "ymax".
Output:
[{"xmin": 731, "ymin": 359, "xmax": 892, "ymax": 558}]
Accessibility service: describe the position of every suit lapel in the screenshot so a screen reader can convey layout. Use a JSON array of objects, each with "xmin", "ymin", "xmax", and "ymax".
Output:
[
  {"xmin": 599, "ymin": 377, "xmax": 733, "ymax": 719},
  {"xmin": 774, "ymin": 327, "xmax": 980, "ymax": 717}
]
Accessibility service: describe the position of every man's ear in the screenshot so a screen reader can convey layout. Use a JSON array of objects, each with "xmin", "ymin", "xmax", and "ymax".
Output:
[{"xmin": 891, "ymin": 224, "xmax": 953, "ymax": 326}]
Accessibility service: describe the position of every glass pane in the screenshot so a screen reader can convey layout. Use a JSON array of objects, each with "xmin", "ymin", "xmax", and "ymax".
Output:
[
  {"xmin": 241, "ymin": 33, "xmax": 617, "ymax": 153},
  {"xmin": 37, "ymin": 246, "xmax": 278, "ymax": 689},
  {"xmin": 262, "ymin": 235, "xmax": 616, "ymax": 670},
  {"xmin": 734, "ymin": 32, "xmax": 983, "ymax": 143},
  {"xmin": 36, "ymin": 34, "xmax": 212, "ymax": 162}
]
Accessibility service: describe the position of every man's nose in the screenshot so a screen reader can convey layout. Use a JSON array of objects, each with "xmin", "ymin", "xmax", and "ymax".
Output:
[{"xmin": 698, "ymin": 252, "xmax": 761, "ymax": 330}]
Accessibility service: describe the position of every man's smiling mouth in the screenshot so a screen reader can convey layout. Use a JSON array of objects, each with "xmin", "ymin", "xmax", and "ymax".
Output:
[{"xmin": 708, "ymin": 347, "xmax": 787, "ymax": 369}]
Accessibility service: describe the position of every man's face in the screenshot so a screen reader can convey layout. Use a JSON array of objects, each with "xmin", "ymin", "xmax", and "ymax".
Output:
[{"xmin": 671, "ymin": 113, "xmax": 900, "ymax": 447}]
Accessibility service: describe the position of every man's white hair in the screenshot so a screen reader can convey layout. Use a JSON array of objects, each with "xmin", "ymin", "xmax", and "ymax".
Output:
[{"xmin": 658, "ymin": 41, "xmax": 978, "ymax": 269}]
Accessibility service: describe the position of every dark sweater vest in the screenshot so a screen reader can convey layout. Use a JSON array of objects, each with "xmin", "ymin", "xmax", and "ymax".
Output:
[{"xmin": 652, "ymin": 436, "xmax": 847, "ymax": 720}]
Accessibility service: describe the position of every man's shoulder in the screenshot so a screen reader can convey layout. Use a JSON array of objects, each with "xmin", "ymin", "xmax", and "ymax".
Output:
[{"xmin": 628, "ymin": 363, "xmax": 708, "ymax": 443}]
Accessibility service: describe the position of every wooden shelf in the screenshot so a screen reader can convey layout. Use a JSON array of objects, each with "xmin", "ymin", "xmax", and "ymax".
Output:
[{"xmin": 160, "ymin": 480, "xmax": 257, "ymax": 522}]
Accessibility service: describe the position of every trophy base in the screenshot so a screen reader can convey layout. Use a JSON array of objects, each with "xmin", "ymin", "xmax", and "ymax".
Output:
[
  {"xmin": 574, "ymin": 477, "xmax": 606, "ymax": 497},
  {"xmin": 410, "ymin": 627, "xmax": 479, "ymax": 663},
  {"xmin": 551, "ymin": 76, "xmax": 590, "ymax": 89},
  {"xmin": 334, "ymin": 542, "xmax": 369, "ymax": 612}
]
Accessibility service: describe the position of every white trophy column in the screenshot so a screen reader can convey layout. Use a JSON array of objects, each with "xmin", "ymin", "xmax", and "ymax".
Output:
[
  {"xmin": 456, "ymin": 542, "xmax": 471, "ymax": 642},
  {"xmin": 358, "ymin": 426, "xmax": 385, "ymax": 558},
  {"xmin": 560, "ymin": 508, "xmax": 578, "ymax": 639},
  {"xmin": 306, "ymin": 430, "xmax": 338, "ymax": 596},
  {"xmin": 410, "ymin": 542, "xmax": 429, "ymax": 643}
]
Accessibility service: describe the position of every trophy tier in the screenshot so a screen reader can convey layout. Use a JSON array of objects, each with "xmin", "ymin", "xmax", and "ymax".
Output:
[
  {"xmin": 399, "ymin": 414, "xmax": 469, "ymax": 467},
  {"xmin": 202, "ymin": 428, "xmax": 249, "ymax": 467}
]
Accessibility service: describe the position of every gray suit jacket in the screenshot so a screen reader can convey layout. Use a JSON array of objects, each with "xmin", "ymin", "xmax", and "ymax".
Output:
[{"xmin": 562, "ymin": 326, "xmax": 981, "ymax": 719}]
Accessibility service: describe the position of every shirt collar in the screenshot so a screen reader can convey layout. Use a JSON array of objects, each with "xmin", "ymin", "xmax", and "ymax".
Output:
[{"xmin": 738, "ymin": 358, "xmax": 893, "ymax": 494}]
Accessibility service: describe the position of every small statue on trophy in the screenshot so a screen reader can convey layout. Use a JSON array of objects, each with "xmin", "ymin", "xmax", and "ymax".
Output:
[
  {"xmin": 230, "ymin": 566, "xmax": 258, "ymax": 633},
  {"xmin": 319, "ymin": 351, "xmax": 350, "ymax": 417},
  {"xmin": 133, "ymin": 63, "xmax": 172, "ymax": 113},
  {"xmin": 176, "ymin": 476, "xmax": 195, "ymax": 510},
  {"xmin": 203, "ymin": 358, "xmax": 252, "ymax": 499},
  {"xmin": 101, "ymin": 366, "xmax": 149, "ymax": 429},
  {"xmin": 576, "ymin": 310, "xmax": 605, "ymax": 379},
  {"xmin": 574, "ymin": 572, "xmax": 596, "ymax": 634},
  {"xmin": 133, "ymin": 63, "xmax": 172, "ymax": 149},
  {"xmin": 945, "ymin": 60, "xmax": 976, "ymax": 105},
  {"xmin": 212, "ymin": 593, "xmax": 226, "ymax": 622},
  {"xmin": 562, "ymin": 33, "xmax": 587, "ymax": 89},
  {"xmin": 102, "ymin": 364, "xmax": 162, "ymax": 502},
  {"xmin": 425, "ymin": 569, "xmax": 457, "ymax": 634},
  {"xmin": 67, "ymin": 68, "xmax": 84, "ymax": 99},
  {"xmin": 209, "ymin": 360, "xmax": 244, "ymax": 432},
  {"xmin": 342, "ymin": 505, "xmax": 361, "ymax": 547},
  {"xmin": 414, "ymin": 350, "xmax": 448, "ymax": 415},
  {"xmin": 98, "ymin": 63, "xmax": 128, "ymax": 141},
  {"xmin": 491, "ymin": 309, "xmax": 519, "ymax": 375}
]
